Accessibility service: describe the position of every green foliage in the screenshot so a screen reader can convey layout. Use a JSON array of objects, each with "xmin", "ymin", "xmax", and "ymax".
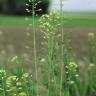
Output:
[
  {"xmin": 39, "ymin": 12, "xmax": 96, "ymax": 96},
  {"xmin": 0, "ymin": 56, "xmax": 36, "ymax": 96},
  {"xmin": 0, "ymin": 70, "xmax": 36, "ymax": 96}
]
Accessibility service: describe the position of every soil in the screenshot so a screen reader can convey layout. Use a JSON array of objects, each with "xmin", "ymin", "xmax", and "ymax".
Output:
[{"xmin": 0, "ymin": 25, "xmax": 96, "ymax": 66}]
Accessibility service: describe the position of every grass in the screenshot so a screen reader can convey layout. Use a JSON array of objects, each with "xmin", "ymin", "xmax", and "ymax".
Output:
[
  {"xmin": 0, "ymin": 15, "xmax": 39, "ymax": 25},
  {"xmin": 0, "ymin": 12, "xmax": 96, "ymax": 26}
]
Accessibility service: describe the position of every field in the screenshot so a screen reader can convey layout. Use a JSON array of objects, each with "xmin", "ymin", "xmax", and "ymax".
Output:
[
  {"xmin": 1, "ymin": 13, "xmax": 96, "ymax": 26},
  {"xmin": 0, "ymin": 12, "xmax": 96, "ymax": 96},
  {"xmin": 0, "ymin": 13, "xmax": 96, "ymax": 62}
]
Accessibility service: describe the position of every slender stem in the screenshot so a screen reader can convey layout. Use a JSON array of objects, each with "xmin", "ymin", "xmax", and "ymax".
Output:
[
  {"xmin": 47, "ymin": 35, "xmax": 57, "ymax": 96},
  {"xmin": 50, "ymin": 35, "xmax": 57, "ymax": 95},
  {"xmin": 32, "ymin": 0, "xmax": 38, "ymax": 96},
  {"xmin": 47, "ymin": 37, "xmax": 51, "ymax": 96},
  {"xmin": 2, "ymin": 78, "xmax": 6, "ymax": 96},
  {"xmin": 60, "ymin": 0, "xmax": 64, "ymax": 96}
]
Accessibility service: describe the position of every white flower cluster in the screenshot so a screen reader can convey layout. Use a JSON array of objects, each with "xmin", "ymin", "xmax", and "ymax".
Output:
[
  {"xmin": 0, "ymin": 69, "xmax": 33, "ymax": 96},
  {"xmin": 39, "ymin": 12, "xmax": 61, "ymax": 37}
]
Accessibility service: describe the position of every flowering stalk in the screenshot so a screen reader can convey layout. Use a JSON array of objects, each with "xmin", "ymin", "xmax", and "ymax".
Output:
[
  {"xmin": 39, "ymin": 12, "xmax": 61, "ymax": 96},
  {"xmin": 59, "ymin": 0, "xmax": 65, "ymax": 96},
  {"xmin": 32, "ymin": 0, "xmax": 38, "ymax": 96},
  {"xmin": 0, "ymin": 69, "xmax": 6, "ymax": 96}
]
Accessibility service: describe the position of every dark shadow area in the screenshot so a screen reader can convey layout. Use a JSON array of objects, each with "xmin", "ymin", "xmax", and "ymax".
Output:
[{"xmin": 0, "ymin": 0, "xmax": 50, "ymax": 16}]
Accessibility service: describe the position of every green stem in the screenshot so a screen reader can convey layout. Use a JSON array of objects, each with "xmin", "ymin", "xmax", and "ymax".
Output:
[
  {"xmin": 32, "ymin": 0, "xmax": 38, "ymax": 96},
  {"xmin": 60, "ymin": 0, "xmax": 64, "ymax": 96},
  {"xmin": 2, "ymin": 78, "xmax": 6, "ymax": 96},
  {"xmin": 47, "ymin": 34, "xmax": 57, "ymax": 96}
]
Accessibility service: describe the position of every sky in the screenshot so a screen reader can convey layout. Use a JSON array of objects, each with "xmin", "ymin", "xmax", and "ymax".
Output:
[{"xmin": 50, "ymin": 0, "xmax": 96, "ymax": 12}]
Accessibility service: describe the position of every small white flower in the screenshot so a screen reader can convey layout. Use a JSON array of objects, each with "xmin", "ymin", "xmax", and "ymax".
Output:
[
  {"xmin": 89, "ymin": 63, "xmax": 95, "ymax": 68},
  {"xmin": 16, "ymin": 82, "xmax": 22, "ymax": 86},
  {"xmin": 26, "ymin": 4, "xmax": 29, "ymax": 6},
  {"xmin": 40, "ymin": 58, "xmax": 46, "ymax": 62},
  {"xmin": 38, "ymin": 9, "xmax": 42, "ymax": 11},
  {"xmin": 57, "ymin": 34, "xmax": 61, "ymax": 37},
  {"xmin": 18, "ymin": 92, "xmax": 27, "ymax": 96},
  {"xmin": 22, "ymin": 73, "xmax": 29, "ymax": 78},
  {"xmin": 88, "ymin": 33, "xmax": 94, "ymax": 37},
  {"xmin": 75, "ymin": 74, "xmax": 79, "ymax": 77},
  {"xmin": 70, "ymin": 81, "xmax": 74, "ymax": 84},
  {"xmin": 11, "ymin": 56, "xmax": 18, "ymax": 62}
]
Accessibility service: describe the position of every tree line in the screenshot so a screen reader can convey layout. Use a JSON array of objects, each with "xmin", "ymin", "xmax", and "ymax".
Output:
[{"xmin": 0, "ymin": 0, "xmax": 50, "ymax": 15}]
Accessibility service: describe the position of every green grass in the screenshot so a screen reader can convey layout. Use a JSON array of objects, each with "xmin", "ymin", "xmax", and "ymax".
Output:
[
  {"xmin": 63, "ymin": 18, "xmax": 96, "ymax": 26},
  {"xmin": 0, "ymin": 12, "xmax": 96, "ymax": 26},
  {"xmin": 0, "ymin": 15, "xmax": 39, "ymax": 25}
]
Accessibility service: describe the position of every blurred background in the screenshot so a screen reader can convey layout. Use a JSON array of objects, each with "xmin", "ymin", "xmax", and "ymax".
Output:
[
  {"xmin": 0, "ymin": 0, "xmax": 50, "ymax": 15},
  {"xmin": 50, "ymin": 0, "xmax": 96, "ymax": 12},
  {"xmin": 1, "ymin": 0, "xmax": 96, "ymax": 15},
  {"xmin": 0, "ymin": 0, "xmax": 96, "ymax": 68}
]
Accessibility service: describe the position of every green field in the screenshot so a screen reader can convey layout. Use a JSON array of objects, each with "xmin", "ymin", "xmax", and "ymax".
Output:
[
  {"xmin": 0, "ymin": 15, "xmax": 39, "ymax": 25},
  {"xmin": 0, "ymin": 12, "xmax": 96, "ymax": 26}
]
